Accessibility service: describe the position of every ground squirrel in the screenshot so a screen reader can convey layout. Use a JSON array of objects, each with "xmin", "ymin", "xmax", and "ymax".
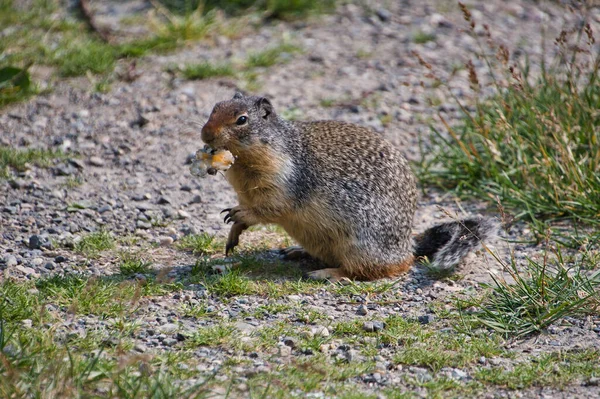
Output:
[{"xmin": 200, "ymin": 93, "xmax": 497, "ymax": 281}]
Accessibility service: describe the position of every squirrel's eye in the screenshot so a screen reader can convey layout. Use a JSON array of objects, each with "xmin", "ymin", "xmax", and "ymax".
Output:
[{"xmin": 236, "ymin": 116, "xmax": 248, "ymax": 126}]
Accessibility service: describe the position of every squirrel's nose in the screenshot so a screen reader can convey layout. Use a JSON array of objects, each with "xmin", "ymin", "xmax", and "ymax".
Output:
[{"xmin": 201, "ymin": 126, "xmax": 217, "ymax": 144}]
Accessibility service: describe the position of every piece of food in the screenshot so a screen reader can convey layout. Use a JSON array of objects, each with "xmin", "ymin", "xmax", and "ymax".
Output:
[{"xmin": 189, "ymin": 146, "xmax": 235, "ymax": 178}]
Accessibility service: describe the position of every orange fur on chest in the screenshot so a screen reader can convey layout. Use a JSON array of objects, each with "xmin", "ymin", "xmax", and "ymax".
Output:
[{"xmin": 226, "ymin": 145, "xmax": 291, "ymax": 216}]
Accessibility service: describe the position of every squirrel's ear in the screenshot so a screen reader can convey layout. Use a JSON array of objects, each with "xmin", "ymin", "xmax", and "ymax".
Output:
[
  {"xmin": 233, "ymin": 92, "xmax": 244, "ymax": 100},
  {"xmin": 256, "ymin": 97, "xmax": 273, "ymax": 120}
]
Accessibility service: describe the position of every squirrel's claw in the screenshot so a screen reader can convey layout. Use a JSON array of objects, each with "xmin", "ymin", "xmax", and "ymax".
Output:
[
  {"xmin": 221, "ymin": 208, "xmax": 233, "ymax": 224},
  {"xmin": 221, "ymin": 206, "xmax": 249, "ymax": 225},
  {"xmin": 225, "ymin": 222, "xmax": 248, "ymax": 256},
  {"xmin": 225, "ymin": 241, "xmax": 236, "ymax": 255}
]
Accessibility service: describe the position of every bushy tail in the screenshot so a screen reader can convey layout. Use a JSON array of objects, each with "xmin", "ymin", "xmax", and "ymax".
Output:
[{"xmin": 413, "ymin": 217, "xmax": 498, "ymax": 270}]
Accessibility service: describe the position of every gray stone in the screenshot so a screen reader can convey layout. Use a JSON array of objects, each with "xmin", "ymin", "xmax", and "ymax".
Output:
[
  {"xmin": 136, "ymin": 220, "xmax": 152, "ymax": 229},
  {"xmin": 189, "ymin": 195, "xmax": 202, "ymax": 204},
  {"xmin": 235, "ymin": 321, "xmax": 256, "ymax": 334},
  {"xmin": 158, "ymin": 236, "xmax": 174, "ymax": 246},
  {"xmin": 159, "ymin": 323, "xmax": 178, "ymax": 334},
  {"xmin": 363, "ymin": 321, "xmax": 385, "ymax": 332},
  {"xmin": 450, "ymin": 368, "xmax": 469, "ymax": 380},
  {"xmin": 89, "ymin": 156, "xmax": 105, "ymax": 167},
  {"xmin": 282, "ymin": 337, "xmax": 296, "ymax": 348},
  {"xmin": 177, "ymin": 210, "xmax": 191, "ymax": 219},
  {"xmin": 311, "ymin": 326, "xmax": 330, "ymax": 337},
  {"xmin": 55, "ymin": 164, "xmax": 77, "ymax": 176},
  {"xmin": 134, "ymin": 344, "xmax": 148, "ymax": 353},
  {"xmin": 5, "ymin": 255, "xmax": 18, "ymax": 267},
  {"xmin": 418, "ymin": 314, "xmax": 435, "ymax": 324},
  {"xmin": 98, "ymin": 205, "xmax": 113, "ymax": 214},
  {"xmin": 15, "ymin": 265, "xmax": 36, "ymax": 275},
  {"xmin": 158, "ymin": 196, "xmax": 172, "ymax": 205},
  {"xmin": 31, "ymin": 257, "xmax": 44, "ymax": 266},
  {"xmin": 376, "ymin": 8, "xmax": 391, "ymax": 22},
  {"xmin": 278, "ymin": 344, "xmax": 292, "ymax": 357},
  {"xmin": 28, "ymin": 235, "xmax": 42, "ymax": 250},
  {"xmin": 356, "ymin": 304, "xmax": 369, "ymax": 316}
]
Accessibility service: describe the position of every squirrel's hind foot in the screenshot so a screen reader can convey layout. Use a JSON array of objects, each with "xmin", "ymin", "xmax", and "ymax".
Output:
[
  {"xmin": 280, "ymin": 246, "xmax": 312, "ymax": 261},
  {"xmin": 306, "ymin": 267, "xmax": 350, "ymax": 283}
]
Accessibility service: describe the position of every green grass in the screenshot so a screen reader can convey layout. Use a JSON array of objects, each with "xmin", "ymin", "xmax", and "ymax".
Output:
[
  {"xmin": 417, "ymin": 14, "xmax": 600, "ymax": 243},
  {"xmin": 182, "ymin": 61, "xmax": 234, "ymax": 80},
  {"xmin": 0, "ymin": 146, "xmax": 65, "ymax": 178},
  {"xmin": 61, "ymin": 175, "xmax": 83, "ymax": 189},
  {"xmin": 0, "ymin": 0, "xmax": 325, "ymax": 108},
  {"xmin": 74, "ymin": 231, "xmax": 115, "ymax": 257},
  {"xmin": 260, "ymin": 0, "xmax": 336, "ymax": 20},
  {"xmin": 119, "ymin": 256, "xmax": 153, "ymax": 277},
  {"xmin": 0, "ymin": 0, "xmax": 212, "ymax": 106},
  {"xmin": 1, "ymin": 273, "xmax": 180, "ymax": 322},
  {"xmin": 245, "ymin": 43, "xmax": 301, "ymax": 68},
  {"xmin": 476, "ymin": 349, "xmax": 600, "ymax": 389},
  {"xmin": 0, "ymin": 320, "xmax": 215, "ymax": 398},
  {"xmin": 176, "ymin": 233, "xmax": 222, "ymax": 255},
  {"xmin": 0, "ymin": 65, "xmax": 37, "ymax": 107},
  {"xmin": 456, "ymin": 247, "xmax": 600, "ymax": 338},
  {"xmin": 161, "ymin": 0, "xmax": 336, "ymax": 20},
  {"xmin": 246, "ymin": 356, "xmax": 374, "ymax": 397},
  {"xmin": 186, "ymin": 260, "xmax": 320, "ymax": 298},
  {"xmin": 53, "ymin": 40, "xmax": 117, "ymax": 77},
  {"xmin": 187, "ymin": 323, "xmax": 237, "ymax": 347},
  {"xmin": 331, "ymin": 316, "xmax": 505, "ymax": 372},
  {"xmin": 115, "ymin": 35, "xmax": 179, "ymax": 58},
  {"xmin": 413, "ymin": 31, "xmax": 436, "ymax": 44}
]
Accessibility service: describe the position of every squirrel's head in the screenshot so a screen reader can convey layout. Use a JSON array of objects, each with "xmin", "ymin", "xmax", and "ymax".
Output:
[{"xmin": 201, "ymin": 92, "xmax": 276, "ymax": 152}]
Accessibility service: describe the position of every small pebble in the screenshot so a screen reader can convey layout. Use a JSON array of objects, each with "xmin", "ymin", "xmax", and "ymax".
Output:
[
  {"xmin": 177, "ymin": 210, "xmax": 191, "ymax": 219},
  {"xmin": 418, "ymin": 314, "xmax": 435, "ymax": 324},
  {"xmin": 159, "ymin": 236, "xmax": 174, "ymax": 246},
  {"xmin": 363, "ymin": 321, "xmax": 385, "ymax": 332},
  {"xmin": 28, "ymin": 235, "xmax": 42, "ymax": 250},
  {"xmin": 311, "ymin": 326, "xmax": 330, "ymax": 337},
  {"xmin": 356, "ymin": 304, "xmax": 369, "ymax": 316},
  {"xmin": 89, "ymin": 156, "xmax": 105, "ymax": 167}
]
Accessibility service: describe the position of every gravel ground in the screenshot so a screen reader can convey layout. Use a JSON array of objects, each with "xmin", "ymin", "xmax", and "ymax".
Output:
[{"xmin": 2, "ymin": 1, "xmax": 600, "ymax": 397}]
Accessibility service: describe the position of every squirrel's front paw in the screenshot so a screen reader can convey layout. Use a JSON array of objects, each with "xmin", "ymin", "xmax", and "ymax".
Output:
[
  {"xmin": 221, "ymin": 206, "xmax": 252, "ymax": 225},
  {"xmin": 225, "ymin": 222, "xmax": 248, "ymax": 255}
]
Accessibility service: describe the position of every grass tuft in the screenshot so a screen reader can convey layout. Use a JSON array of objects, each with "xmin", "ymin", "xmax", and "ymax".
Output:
[
  {"xmin": 413, "ymin": 30, "xmax": 436, "ymax": 44},
  {"xmin": 176, "ymin": 233, "xmax": 221, "ymax": 255},
  {"xmin": 262, "ymin": 0, "xmax": 336, "ymax": 20},
  {"xmin": 182, "ymin": 61, "xmax": 234, "ymax": 80},
  {"xmin": 54, "ymin": 40, "xmax": 117, "ymax": 77},
  {"xmin": 417, "ymin": 12, "xmax": 600, "ymax": 242},
  {"xmin": 0, "ymin": 146, "xmax": 64, "ymax": 179},
  {"xmin": 0, "ymin": 65, "xmax": 37, "ymax": 107},
  {"xmin": 119, "ymin": 257, "xmax": 153, "ymax": 277},
  {"xmin": 188, "ymin": 323, "xmax": 236, "ymax": 347},
  {"xmin": 245, "ymin": 43, "xmax": 301, "ymax": 68},
  {"xmin": 74, "ymin": 231, "xmax": 115, "ymax": 257},
  {"xmin": 457, "ymin": 248, "xmax": 600, "ymax": 338}
]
